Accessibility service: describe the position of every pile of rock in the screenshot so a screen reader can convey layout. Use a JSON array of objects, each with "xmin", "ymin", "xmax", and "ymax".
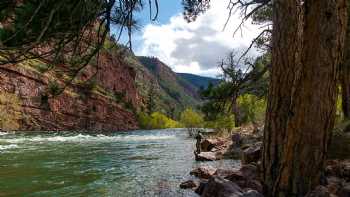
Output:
[
  {"xmin": 194, "ymin": 132, "xmax": 263, "ymax": 162},
  {"xmin": 195, "ymin": 138, "xmax": 232, "ymax": 161},
  {"xmin": 305, "ymin": 160, "xmax": 350, "ymax": 197},
  {"xmin": 183, "ymin": 127, "xmax": 350, "ymax": 197},
  {"xmin": 180, "ymin": 164, "xmax": 264, "ymax": 197}
]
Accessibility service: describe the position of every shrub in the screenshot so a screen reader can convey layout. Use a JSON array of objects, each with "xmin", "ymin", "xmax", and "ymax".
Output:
[
  {"xmin": 237, "ymin": 94, "xmax": 266, "ymax": 125},
  {"xmin": 0, "ymin": 92, "xmax": 22, "ymax": 131},
  {"xmin": 205, "ymin": 114, "xmax": 235, "ymax": 136},
  {"xmin": 48, "ymin": 80, "xmax": 61, "ymax": 97},
  {"xmin": 138, "ymin": 112, "xmax": 182, "ymax": 130},
  {"xmin": 180, "ymin": 108, "xmax": 204, "ymax": 136}
]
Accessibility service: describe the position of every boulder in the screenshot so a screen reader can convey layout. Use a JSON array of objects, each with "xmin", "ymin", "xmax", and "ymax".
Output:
[
  {"xmin": 326, "ymin": 176, "xmax": 343, "ymax": 194},
  {"xmin": 201, "ymin": 139, "xmax": 218, "ymax": 152},
  {"xmin": 305, "ymin": 186, "xmax": 331, "ymax": 197},
  {"xmin": 326, "ymin": 160, "xmax": 350, "ymax": 181},
  {"xmin": 190, "ymin": 166, "xmax": 216, "ymax": 179},
  {"xmin": 195, "ymin": 151, "xmax": 219, "ymax": 161},
  {"xmin": 240, "ymin": 164, "xmax": 259, "ymax": 180},
  {"xmin": 201, "ymin": 176, "xmax": 244, "ymax": 197},
  {"xmin": 225, "ymin": 165, "xmax": 262, "ymax": 193},
  {"xmin": 215, "ymin": 169, "xmax": 238, "ymax": 178},
  {"xmin": 195, "ymin": 181, "xmax": 208, "ymax": 195},
  {"xmin": 231, "ymin": 133, "xmax": 242, "ymax": 147},
  {"xmin": 241, "ymin": 143, "xmax": 262, "ymax": 164},
  {"xmin": 179, "ymin": 180, "xmax": 198, "ymax": 189},
  {"xmin": 242, "ymin": 190, "xmax": 264, "ymax": 197},
  {"xmin": 337, "ymin": 182, "xmax": 350, "ymax": 197}
]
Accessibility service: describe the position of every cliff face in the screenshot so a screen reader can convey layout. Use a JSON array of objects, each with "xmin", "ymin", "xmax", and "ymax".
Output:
[{"xmin": 0, "ymin": 50, "xmax": 139, "ymax": 132}]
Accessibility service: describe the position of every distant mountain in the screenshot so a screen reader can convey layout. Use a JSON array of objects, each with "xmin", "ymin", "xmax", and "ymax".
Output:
[
  {"xmin": 133, "ymin": 56, "xmax": 203, "ymax": 116},
  {"xmin": 176, "ymin": 73, "xmax": 220, "ymax": 90}
]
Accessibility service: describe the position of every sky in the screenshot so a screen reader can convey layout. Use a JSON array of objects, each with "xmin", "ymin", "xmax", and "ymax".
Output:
[{"xmin": 115, "ymin": 0, "xmax": 261, "ymax": 78}]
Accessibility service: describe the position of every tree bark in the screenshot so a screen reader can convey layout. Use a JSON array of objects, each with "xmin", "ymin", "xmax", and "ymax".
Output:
[
  {"xmin": 341, "ymin": 9, "xmax": 350, "ymax": 120},
  {"xmin": 263, "ymin": 0, "xmax": 347, "ymax": 196}
]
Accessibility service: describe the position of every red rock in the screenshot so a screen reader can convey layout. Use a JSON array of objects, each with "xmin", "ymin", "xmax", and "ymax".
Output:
[
  {"xmin": 337, "ymin": 182, "xmax": 350, "ymax": 197},
  {"xmin": 225, "ymin": 164, "xmax": 262, "ymax": 193},
  {"xmin": 201, "ymin": 176, "xmax": 243, "ymax": 197},
  {"xmin": 190, "ymin": 166, "xmax": 216, "ymax": 179},
  {"xmin": 0, "ymin": 50, "xmax": 139, "ymax": 132},
  {"xmin": 242, "ymin": 190, "xmax": 264, "ymax": 197},
  {"xmin": 195, "ymin": 151, "xmax": 220, "ymax": 161},
  {"xmin": 305, "ymin": 186, "xmax": 331, "ymax": 197},
  {"xmin": 241, "ymin": 143, "xmax": 262, "ymax": 164},
  {"xmin": 215, "ymin": 169, "xmax": 238, "ymax": 178},
  {"xmin": 179, "ymin": 180, "xmax": 198, "ymax": 189}
]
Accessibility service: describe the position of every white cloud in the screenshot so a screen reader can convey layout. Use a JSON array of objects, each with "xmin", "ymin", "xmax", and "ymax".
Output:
[{"xmin": 136, "ymin": 0, "xmax": 262, "ymax": 77}]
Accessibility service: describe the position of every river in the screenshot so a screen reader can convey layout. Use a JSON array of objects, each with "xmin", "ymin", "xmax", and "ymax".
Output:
[{"xmin": 0, "ymin": 129, "xmax": 239, "ymax": 197}]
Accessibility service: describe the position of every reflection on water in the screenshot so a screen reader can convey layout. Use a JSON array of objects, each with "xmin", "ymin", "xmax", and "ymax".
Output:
[{"xmin": 0, "ymin": 129, "xmax": 239, "ymax": 197}]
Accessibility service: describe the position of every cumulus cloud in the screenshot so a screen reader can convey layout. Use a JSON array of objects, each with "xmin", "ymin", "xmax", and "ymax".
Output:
[{"xmin": 136, "ymin": 0, "xmax": 262, "ymax": 77}]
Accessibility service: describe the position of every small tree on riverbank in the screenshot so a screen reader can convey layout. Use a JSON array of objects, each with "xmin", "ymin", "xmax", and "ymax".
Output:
[{"xmin": 180, "ymin": 108, "xmax": 204, "ymax": 136}]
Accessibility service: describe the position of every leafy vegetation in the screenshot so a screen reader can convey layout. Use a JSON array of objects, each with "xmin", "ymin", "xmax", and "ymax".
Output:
[
  {"xmin": 0, "ymin": 92, "xmax": 22, "ymax": 131},
  {"xmin": 48, "ymin": 81, "xmax": 61, "ymax": 97},
  {"xmin": 237, "ymin": 94, "xmax": 266, "ymax": 126},
  {"xmin": 138, "ymin": 112, "xmax": 181, "ymax": 130},
  {"xmin": 180, "ymin": 108, "xmax": 204, "ymax": 136}
]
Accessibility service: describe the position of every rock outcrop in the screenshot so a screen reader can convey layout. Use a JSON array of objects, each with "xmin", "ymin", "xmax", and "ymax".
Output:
[{"xmin": 0, "ymin": 50, "xmax": 139, "ymax": 131}]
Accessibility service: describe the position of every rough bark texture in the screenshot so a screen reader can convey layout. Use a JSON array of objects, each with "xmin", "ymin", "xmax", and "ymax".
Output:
[
  {"xmin": 262, "ymin": 0, "xmax": 304, "ymax": 195},
  {"xmin": 341, "ymin": 6, "xmax": 350, "ymax": 120},
  {"xmin": 263, "ymin": 0, "xmax": 348, "ymax": 196}
]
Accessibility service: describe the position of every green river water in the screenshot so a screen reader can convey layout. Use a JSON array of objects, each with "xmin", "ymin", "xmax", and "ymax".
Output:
[{"xmin": 0, "ymin": 129, "xmax": 239, "ymax": 197}]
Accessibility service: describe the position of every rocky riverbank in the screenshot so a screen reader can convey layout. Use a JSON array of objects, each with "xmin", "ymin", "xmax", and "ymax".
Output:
[{"xmin": 181, "ymin": 127, "xmax": 350, "ymax": 197}]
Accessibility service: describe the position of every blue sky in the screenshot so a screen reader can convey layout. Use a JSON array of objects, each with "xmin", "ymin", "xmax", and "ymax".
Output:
[{"xmin": 114, "ymin": 0, "xmax": 261, "ymax": 77}]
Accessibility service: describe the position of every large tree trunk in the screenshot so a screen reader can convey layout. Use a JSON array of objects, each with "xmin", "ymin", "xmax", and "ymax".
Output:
[
  {"xmin": 263, "ymin": 0, "xmax": 347, "ymax": 196},
  {"xmin": 341, "ymin": 10, "xmax": 350, "ymax": 120}
]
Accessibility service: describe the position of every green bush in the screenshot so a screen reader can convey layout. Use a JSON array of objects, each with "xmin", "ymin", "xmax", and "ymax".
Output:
[
  {"xmin": 138, "ymin": 112, "xmax": 182, "ymax": 130},
  {"xmin": 205, "ymin": 114, "xmax": 235, "ymax": 132},
  {"xmin": 237, "ymin": 94, "xmax": 266, "ymax": 125},
  {"xmin": 48, "ymin": 80, "xmax": 61, "ymax": 97},
  {"xmin": 0, "ymin": 92, "xmax": 22, "ymax": 131},
  {"xmin": 180, "ymin": 108, "xmax": 204, "ymax": 128}
]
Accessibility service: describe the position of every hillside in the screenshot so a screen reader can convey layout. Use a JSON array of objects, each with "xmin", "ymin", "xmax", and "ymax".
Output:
[
  {"xmin": 0, "ymin": 38, "xmax": 216, "ymax": 131},
  {"xmin": 176, "ymin": 73, "xmax": 220, "ymax": 90},
  {"xmin": 136, "ymin": 56, "xmax": 216, "ymax": 116},
  {"xmin": 0, "ymin": 46, "xmax": 139, "ymax": 131}
]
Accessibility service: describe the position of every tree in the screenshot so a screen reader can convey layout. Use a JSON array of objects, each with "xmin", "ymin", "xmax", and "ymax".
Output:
[
  {"xmin": 262, "ymin": 0, "xmax": 347, "ymax": 196},
  {"xmin": 200, "ymin": 52, "xmax": 269, "ymax": 127},
  {"xmin": 180, "ymin": 108, "xmax": 204, "ymax": 135},
  {"xmin": 185, "ymin": 0, "xmax": 348, "ymax": 195},
  {"xmin": 146, "ymin": 80, "xmax": 156, "ymax": 115},
  {"xmin": 340, "ymin": 3, "xmax": 350, "ymax": 120},
  {"xmin": 0, "ymin": 0, "xmax": 159, "ymax": 93}
]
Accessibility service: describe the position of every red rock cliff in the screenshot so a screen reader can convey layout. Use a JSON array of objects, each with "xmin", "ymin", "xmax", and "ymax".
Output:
[{"xmin": 0, "ymin": 50, "xmax": 139, "ymax": 132}]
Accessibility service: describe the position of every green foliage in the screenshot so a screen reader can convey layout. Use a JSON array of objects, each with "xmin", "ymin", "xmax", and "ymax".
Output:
[
  {"xmin": 48, "ymin": 81, "xmax": 61, "ymax": 97},
  {"xmin": 138, "ymin": 112, "xmax": 182, "ymax": 130},
  {"xmin": 81, "ymin": 79, "xmax": 98, "ymax": 95},
  {"xmin": 205, "ymin": 114, "xmax": 235, "ymax": 134},
  {"xmin": 0, "ymin": 0, "xmax": 104, "ymax": 48},
  {"xmin": 35, "ymin": 63, "xmax": 52, "ymax": 73},
  {"xmin": 336, "ymin": 89, "xmax": 344, "ymax": 123},
  {"xmin": 237, "ymin": 94, "xmax": 267, "ymax": 124},
  {"xmin": 0, "ymin": 92, "xmax": 22, "ymax": 131},
  {"xmin": 180, "ymin": 108, "xmax": 204, "ymax": 129},
  {"xmin": 113, "ymin": 91, "xmax": 126, "ymax": 102}
]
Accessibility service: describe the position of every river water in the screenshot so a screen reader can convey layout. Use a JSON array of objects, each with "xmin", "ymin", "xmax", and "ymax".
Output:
[{"xmin": 0, "ymin": 129, "xmax": 239, "ymax": 197}]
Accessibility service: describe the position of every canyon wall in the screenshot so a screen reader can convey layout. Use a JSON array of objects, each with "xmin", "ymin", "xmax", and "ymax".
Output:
[{"xmin": 0, "ymin": 50, "xmax": 139, "ymax": 132}]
